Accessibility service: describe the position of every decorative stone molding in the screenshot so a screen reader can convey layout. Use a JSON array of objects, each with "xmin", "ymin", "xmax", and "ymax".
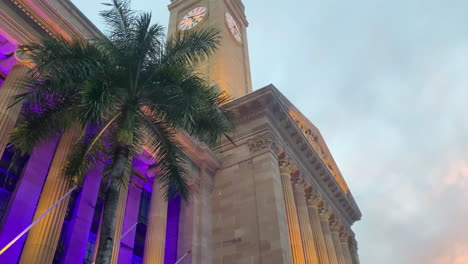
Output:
[
  {"xmin": 304, "ymin": 184, "xmax": 322, "ymax": 208},
  {"xmin": 290, "ymin": 169, "xmax": 303, "ymax": 185},
  {"xmin": 318, "ymin": 205, "xmax": 333, "ymax": 222},
  {"xmin": 247, "ymin": 132, "xmax": 278, "ymax": 155},
  {"xmin": 278, "ymin": 156, "xmax": 290, "ymax": 169},
  {"xmin": 329, "ymin": 220, "xmax": 341, "ymax": 233},
  {"xmin": 339, "ymin": 229, "xmax": 350, "ymax": 243},
  {"xmin": 10, "ymin": 0, "xmax": 59, "ymax": 39}
]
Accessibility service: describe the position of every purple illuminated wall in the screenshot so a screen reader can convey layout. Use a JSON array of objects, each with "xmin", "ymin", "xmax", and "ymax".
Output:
[
  {"xmin": 0, "ymin": 33, "xmax": 17, "ymax": 77},
  {"xmin": 164, "ymin": 195, "xmax": 181, "ymax": 264}
]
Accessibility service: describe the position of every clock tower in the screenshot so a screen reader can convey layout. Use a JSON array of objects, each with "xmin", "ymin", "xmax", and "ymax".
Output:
[{"xmin": 168, "ymin": 0, "xmax": 253, "ymax": 99}]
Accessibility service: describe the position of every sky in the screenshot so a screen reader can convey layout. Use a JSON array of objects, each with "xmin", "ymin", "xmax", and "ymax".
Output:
[{"xmin": 71, "ymin": 1, "xmax": 468, "ymax": 263}]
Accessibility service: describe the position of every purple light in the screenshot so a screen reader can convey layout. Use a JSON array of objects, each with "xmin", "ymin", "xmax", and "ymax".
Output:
[
  {"xmin": 0, "ymin": 34, "xmax": 17, "ymax": 75},
  {"xmin": 164, "ymin": 195, "xmax": 181, "ymax": 264}
]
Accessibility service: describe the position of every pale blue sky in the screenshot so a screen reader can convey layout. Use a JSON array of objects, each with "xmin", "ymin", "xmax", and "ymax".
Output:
[{"xmin": 71, "ymin": 1, "xmax": 468, "ymax": 263}]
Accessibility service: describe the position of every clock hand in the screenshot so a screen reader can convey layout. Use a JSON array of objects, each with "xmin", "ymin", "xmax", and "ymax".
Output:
[{"xmin": 187, "ymin": 14, "xmax": 203, "ymax": 20}]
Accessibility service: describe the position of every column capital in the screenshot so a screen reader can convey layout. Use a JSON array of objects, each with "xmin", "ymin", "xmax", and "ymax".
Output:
[
  {"xmin": 329, "ymin": 220, "xmax": 342, "ymax": 233},
  {"xmin": 290, "ymin": 168, "xmax": 304, "ymax": 185},
  {"xmin": 278, "ymin": 152, "xmax": 292, "ymax": 176},
  {"xmin": 247, "ymin": 132, "xmax": 279, "ymax": 155},
  {"xmin": 304, "ymin": 184, "xmax": 322, "ymax": 208},
  {"xmin": 318, "ymin": 204, "xmax": 334, "ymax": 221},
  {"xmin": 349, "ymin": 236, "xmax": 359, "ymax": 251},
  {"xmin": 339, "ymin": 229, "xmax": 350, "ymax": 244}
]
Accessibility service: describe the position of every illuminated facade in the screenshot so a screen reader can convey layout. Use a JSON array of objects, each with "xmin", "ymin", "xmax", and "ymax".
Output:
[{"xmin": 0, "ymin": 0, "xmax": 361, "ymax": 263}]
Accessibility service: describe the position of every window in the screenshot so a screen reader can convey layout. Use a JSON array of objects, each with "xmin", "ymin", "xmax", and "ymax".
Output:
[
  {"xmin": 0, "ymin": 190, "xmax": 11, "ymax": 221},
  {"xmin": 53, "ymin": 188, "xmax": 81, "ymax": 263},
  {"xmin": 0, "ymin": 146, "xmax": 29, "ymax": 222},
  {"xmin": 138, "ymin": 190, "xmax": 151, "ymax": 225},
  {"xmin": 131, "ymin": 255, "xmax": 143, "ymax": 264}
]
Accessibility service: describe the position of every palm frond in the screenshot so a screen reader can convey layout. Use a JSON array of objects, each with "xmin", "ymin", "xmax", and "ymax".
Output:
[
  {"xmin": 100, "ymin": 0, "xmax": 135, "ymax": 41},
  {"xmin": 64, "ymin": 125, "xmax": 106, "ymax": 184},
  {"xmin": 79, "ymin": 72, "xmax": 121, "ymax": 124},
  {"xmin": 143, "ymin": 65, "xmax": 234, "ymax": 145},
  {"xmin": 20, "ymin": 38, "xmax": 104, "ymax": 90},
  {"xmin": 137, "ymin": 110, "xmax": 189, "ymax": 201},
  {"xmin": 164, "ymin": 27, "xmax": 220, "ymax": 66},
  {"xmin": 9, "ymin": 100, "xmax": 80, "ymax": 154}
]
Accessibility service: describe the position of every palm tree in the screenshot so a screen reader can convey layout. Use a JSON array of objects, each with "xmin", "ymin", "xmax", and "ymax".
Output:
[{"xmin": 8, "ymin": 0, "xmax": 233, "ymax": 263}]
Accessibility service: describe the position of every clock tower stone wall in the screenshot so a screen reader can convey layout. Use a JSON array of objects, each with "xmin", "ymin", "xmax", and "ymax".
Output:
[{"xmin": 168, "ymin": 0, "xmax": 252, "ymax": 99}]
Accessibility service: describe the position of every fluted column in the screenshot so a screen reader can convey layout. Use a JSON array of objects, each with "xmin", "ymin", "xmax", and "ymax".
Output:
[
  {"xmin": 349, "ymin": 237, "xmax": 360, "ymax": 264},
  {"xmin": 291, "ymin": 172, "xmax": 319, "ymax": 263},
  {"xmin": 0, "ymin": 60, "xmax": 32, "ymax": 158},
  {"xmin": 143, "ymin": 178, "xmax": 168, "ymax": 263},
  {"xmin": 118, "ymin": 182, "xmax": 142, "ymax": 264},
  {"xmin": 19, "ymin": 129, "xmax": 80, "ymax": 264},
  {"xmin": 61, "ymin": 163, "xmax": 104, "ymax": 263},
  {"xmin": 110, "ymin": 181, "xmax": 130, "ymax": 264},
  {"xmin": 0, "ymin": 139, "xmax": 58, "ymax": 264},
  {"xmin": 319, "ymin": 207, "xmax": 339, "ymax": 264},
  {"xmin": 330, "ymin": 221, "xmax": 346, "ymax": 264},
  {"xmin": 279, "ymin": 156, "xmax": 305, "ymax": 264},
  {"xmin": 305, "ymin": 186, "xmax": 330, "ymax": 264},
  {"xmin": 340, "ymin": 232, "xmax": 353, "ymax": 264}
]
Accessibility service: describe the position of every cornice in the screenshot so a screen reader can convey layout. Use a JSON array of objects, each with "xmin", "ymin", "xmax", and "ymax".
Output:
[
  {"xmin": 3, "ymin": 0, "xmax": 102, "ymax": 44},
  {"xmin": 9, "ymin": 0, "xmax": 62, "ymax": 39}
]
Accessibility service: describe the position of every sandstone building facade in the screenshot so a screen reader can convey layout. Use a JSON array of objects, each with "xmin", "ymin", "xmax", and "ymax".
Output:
[{"xmin": 0, "ymin": 0, "xmax": 361, "ymax": 263}]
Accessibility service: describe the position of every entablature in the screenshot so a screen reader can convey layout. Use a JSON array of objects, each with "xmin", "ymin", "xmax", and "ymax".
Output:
[{"xmin": 0, "ymin": 0, "xmax": 102, "ymax": 45}]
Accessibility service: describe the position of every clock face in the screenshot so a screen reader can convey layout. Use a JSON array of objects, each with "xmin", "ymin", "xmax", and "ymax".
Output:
[
  {"xmin": 179, "ymin": 7, "xmax": 207, "ymax": 31},
  {"xmin": 225, "ymin": 12, "xmax": 242, "ymax": 43}
]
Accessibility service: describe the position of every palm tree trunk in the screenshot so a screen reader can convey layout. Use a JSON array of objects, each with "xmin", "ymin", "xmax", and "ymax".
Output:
[
  {"xmin": 95, "ymin": 145, "xmax": 131, "ymax": 264},
  {"xmin": 95, "ymin": 108, "xmax": 136, "ymax": 263}
]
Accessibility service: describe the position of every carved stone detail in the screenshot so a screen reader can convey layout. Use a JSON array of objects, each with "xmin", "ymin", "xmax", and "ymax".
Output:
[
  {"xmin": 247, "ymin": 132, "xmax": 278, "ymax": 155},
  {"xmin": 318, "ymin": 205, "xmax": 333, "ymax": 222},
  {"xmin": 329, "ymin": 220, "xmax": 341, "ymax": 233},
  {"xmin": 305, "ymin": 184, "xmax": 322, "ymax": 208},
  {"xmin": 290, "ymin": 169, "xmax": 302, "ymax": 184}
]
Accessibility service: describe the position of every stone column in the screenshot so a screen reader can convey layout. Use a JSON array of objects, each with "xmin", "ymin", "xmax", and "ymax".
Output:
[
  {"xmin": 0, "ymin": 59, "xmax": 32, "ymax": 158},
  {"xmin": 19, "ymin": 129, "xmax": 80, "ymax": 264},
  {"xmin": 340, "ymin": 232, "xmax": 353, "ymax": 264},
  {"xmin": 110, "ymin": 182, "xmax": 130, "ymax": 264},
  {"xmin": 117, "ymin": 182, "xmax": 142, "ymax": 264},
  {"xmin": 330, "ymin": 221, "xmax": 346, "ymax": 264},
  {"xmin": 279, "ymin": 156, "xmax": 305, "ymax": 264},
  {"xmin": 0, "ymin": 139, "xmax": 58, "ymax": 264},
  {"xmin": 143, "ymin": 179, "xmax": 168, "ymax": 264},
  {"xmin": 290, "ymin": 172, "xmax": 319, "ymax": 263},
  {"xmin": 305, "ymin": 186, "xmax": 330, "ymax": 264},
  {"xmin": 61, "ymin": 163, "xmax": 104, "ymax": 263},
  {"xmin": 319, "ymin": 207, "xmax": 339, "ymax": 264},
  {"xmin": 177, "ymin": 162, "xmax": 200, "ymax": 264},
  {"xmin": 349, "ymin": 237, "xmax": 360, "ymax": 264}
]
